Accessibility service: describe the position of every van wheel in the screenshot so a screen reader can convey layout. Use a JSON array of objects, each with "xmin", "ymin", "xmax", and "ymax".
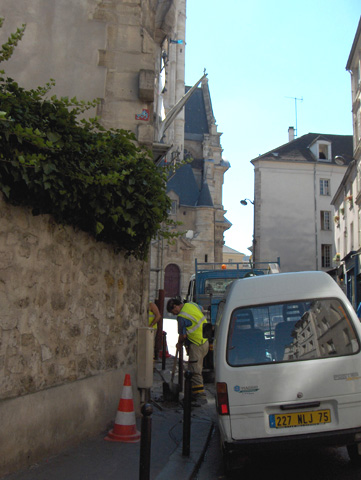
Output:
[{"xmin": 347, "ymin": 444, "xmax": 361, "ymax": 465}]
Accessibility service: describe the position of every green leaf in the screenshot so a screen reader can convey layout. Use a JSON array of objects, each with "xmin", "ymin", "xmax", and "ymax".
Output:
[
  {"xmin": 96, "ymin": 222, "xmax": 104, "ymax": 235},
  {"xmin": 46, "ymin": 131, "xmax": 61, "ymax": 143},
  {"xmin": 1, "ymin": 184, "xmax": 10, "ymax": 198},
  {"xmin": 43, "ymin": 163, "xmax": 56, "ymax": 174}
]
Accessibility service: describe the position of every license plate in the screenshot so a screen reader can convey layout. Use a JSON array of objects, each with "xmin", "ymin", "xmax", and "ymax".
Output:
[{"xmin": 269, "ymin": 409, "xmax": 331, "ymax": 428}]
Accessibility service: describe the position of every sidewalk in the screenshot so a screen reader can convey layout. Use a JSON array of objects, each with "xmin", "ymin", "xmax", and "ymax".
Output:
[{"xmin": 2, "ymin": 356, "xmax": 215, "ymax": 480}]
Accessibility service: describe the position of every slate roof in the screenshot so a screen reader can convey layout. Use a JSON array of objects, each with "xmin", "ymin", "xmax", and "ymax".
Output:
[
  {"xmin": 197, "ymin": 181, "xmax": 213, "ymax": 207},
  {"xmin": 166, "ymin": 78, "xmax": 228, "ymax": 208},
  {"xmin": 166, "ymin": 83, "xmax": 216, "ymax": 207},
  {"xmin": 167, "ymin": 163, "xmax": 214, "ymax": 207},
  {"xmin": 251, "ymin": 133, "xmax": 353, "ymax": 165},
  {"xmin": 184, "ymin": 86, "xmax": 209, "ymax": 140},
  {"xmin": 166, "ymin": 163, "xmax": 199, "ymax": 206}
]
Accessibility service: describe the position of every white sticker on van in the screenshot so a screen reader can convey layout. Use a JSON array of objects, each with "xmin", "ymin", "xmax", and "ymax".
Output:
[
  {"xmin": 234, "ymin": 385, "xmax": 259, "ymax": 394},
  {"xmin": 334, "ymin": 372, "xmax": 361, "ymax": 381}
]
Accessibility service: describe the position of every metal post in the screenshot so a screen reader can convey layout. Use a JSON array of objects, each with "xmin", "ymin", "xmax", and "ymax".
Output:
[
  {"xmin": 155, "ymin": 289, "xmax": 165, "ymax": 360},
  {"xmin": 162, "ymin": 331, "xmax": 167, "ymax": 371},
  {"xmin": 182, "ymin": 370, "xmax": 192, "ymax": 457},
  {"xmin": 139, "ymin": 403, "xmax": 153, "ymax": 480},
  {"xmin": 178, "ymin": 345, "xmax": 183, "ymax": 392}
]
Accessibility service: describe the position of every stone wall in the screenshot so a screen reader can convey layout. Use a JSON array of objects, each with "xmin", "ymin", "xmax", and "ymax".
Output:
[
  {"xmin": 0, "ymin": 195, "xmax": 148, "ymax": 475},
  {"xmin": 0, "ymin": 0, "xmax": 170, "ymax": 147}
]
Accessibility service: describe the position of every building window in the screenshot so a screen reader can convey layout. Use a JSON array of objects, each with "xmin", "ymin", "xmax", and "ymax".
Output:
[
  {"xmin": 320, "ymin": 179, "xmax": 330, "ymax": 196},
  {"xmin": 310, "ymin": 141, "xmax": 332, "ymax": 162},
  {"xmin": 322, "ymin": 317, "xmax": 330, "ymax": 330},
  {"xmin": 321, "ymin": 244, "xmax": 332, "ymax": 268},
  {"xmin": 320, "ymin": 211, "xmax": 331, "ymax": 230},
  {"xmin": 350, "ymin": 222, "xmax": 354, "ymax": 251},
  {"xmin": 318, "ymin": 143, "xmax": 330, "ymax": 160},
  {"xmin": 327, "ymin": 340, "xmax": 337, "ymax": 355}
]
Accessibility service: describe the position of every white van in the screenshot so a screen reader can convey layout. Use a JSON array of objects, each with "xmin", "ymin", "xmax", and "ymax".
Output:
[{"xmin": 214, "ymin": 271, "xmax": 361, "ymax": 471}]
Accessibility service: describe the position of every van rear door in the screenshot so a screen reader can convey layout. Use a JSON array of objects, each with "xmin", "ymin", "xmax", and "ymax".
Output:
[{"xmin": 225, "ymin": 298, "xmax": 361, "ymax": 440}]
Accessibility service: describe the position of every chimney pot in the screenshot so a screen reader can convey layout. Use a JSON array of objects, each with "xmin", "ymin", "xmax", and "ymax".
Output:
[{"xmin": 288, "ymin": 126, "xmax": 295, "ymax": 142}]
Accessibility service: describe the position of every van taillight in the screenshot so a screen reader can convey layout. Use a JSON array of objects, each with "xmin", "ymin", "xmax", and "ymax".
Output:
[{"xmin": 216, "ymin": 382, "xmax": 229, "ymax": 415}]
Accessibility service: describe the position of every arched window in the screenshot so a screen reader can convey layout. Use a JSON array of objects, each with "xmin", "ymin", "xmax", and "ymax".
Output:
[{"xmin": 164, "ymin": 264, "xmax": 180, "ymax": 297}]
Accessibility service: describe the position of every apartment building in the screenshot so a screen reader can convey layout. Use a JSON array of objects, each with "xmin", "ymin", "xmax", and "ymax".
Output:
[{"xmin": 252, "ymin": 129, "xmax": 352, "ymax": 273}]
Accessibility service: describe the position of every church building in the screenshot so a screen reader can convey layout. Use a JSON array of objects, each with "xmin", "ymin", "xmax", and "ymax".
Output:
[{"xmin": 150, "ymin": 76, "xmax": 230, "ymax": 303}]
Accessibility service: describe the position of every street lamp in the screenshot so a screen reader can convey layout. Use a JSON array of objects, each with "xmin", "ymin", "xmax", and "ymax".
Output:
[
  {"xmin": 240, "ymin": 198, "xmax": 256, "ymax": 262},
  {"xmin": 240, "ymin": 198, "xmax": 254, "ymax": 206}
]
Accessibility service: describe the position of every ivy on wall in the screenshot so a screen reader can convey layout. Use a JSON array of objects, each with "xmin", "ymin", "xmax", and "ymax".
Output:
[{"xmin": 0, "ymin": 19, "xmax": 173, "ymax": 259}]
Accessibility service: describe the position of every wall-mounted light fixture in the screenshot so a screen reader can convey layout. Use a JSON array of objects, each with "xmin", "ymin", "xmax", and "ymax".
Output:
[
  {"xmin": 240, "ymin": 198, "xmax": 254, "ymax": 206},
  {"xmin": 334, "ymin": 154, "xmax": 354, "ymax": 166},
  {"xmin": 334, "ymin": 156, "xmax": 346, "ymax": 165}
]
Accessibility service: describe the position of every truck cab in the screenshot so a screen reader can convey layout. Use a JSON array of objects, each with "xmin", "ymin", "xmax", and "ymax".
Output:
[
  {"xmin": 186, "ymin": 259, "xmax": 280, "ymax": 380},
  {"xmin": 186, "ymin": 259, "xmax": 280, "ymax": 323}
]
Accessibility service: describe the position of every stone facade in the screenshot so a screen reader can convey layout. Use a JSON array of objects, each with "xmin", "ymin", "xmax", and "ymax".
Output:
[
  {"xmin": 0, "ymin": 195, "xmax": 148, "ymax": 474},
  {"xmin": 0, "ymin": 0, "xmax": 180, "ymax": 151}
]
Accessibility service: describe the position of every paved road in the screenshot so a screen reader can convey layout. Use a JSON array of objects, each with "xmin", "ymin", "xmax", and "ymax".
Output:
[{"xmin": 196, "ymin": 422, "xmax": 361, "ymax": 480}]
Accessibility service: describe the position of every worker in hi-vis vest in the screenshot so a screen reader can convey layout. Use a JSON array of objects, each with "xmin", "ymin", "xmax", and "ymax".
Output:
[
  {"xmin": 166, "ymin": 297, "xmax": 209, "ymax": 405},
  {"xmin": 148, "ymin": 301, "xmax": 161, "ymax": 358},
  {"xmin": 148, "ymin": 301, "xmax": 161, "ymax": 329}
]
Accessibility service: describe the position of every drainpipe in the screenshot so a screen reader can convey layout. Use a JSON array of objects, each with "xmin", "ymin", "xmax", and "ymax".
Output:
[{"xmin": 314, "ymin": 164, "xmax": 318, "ymax": 270}]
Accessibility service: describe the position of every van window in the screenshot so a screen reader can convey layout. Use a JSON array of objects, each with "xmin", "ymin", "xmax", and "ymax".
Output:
[{"xmin": 227, "ymin": 299, "xmax": 359, "ymax": 366}]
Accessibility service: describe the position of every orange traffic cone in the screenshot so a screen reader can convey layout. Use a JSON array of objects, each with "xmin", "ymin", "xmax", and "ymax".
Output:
[
  {"xmin": 158, "ymin": 346, "xmax": 171, "ymax": 358},
  {"xmin": 105, "ymin": 374, "xmax": 140, "ymax": 443}
]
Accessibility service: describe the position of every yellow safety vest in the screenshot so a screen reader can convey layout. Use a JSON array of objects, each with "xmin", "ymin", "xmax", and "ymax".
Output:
[
  {"xmin": 149, "ymin": 304, "xmax": 157, "ymax": 329},
  {"xmin": 178, "ymin": 302, "xmax": 207, "ymax": 346}
]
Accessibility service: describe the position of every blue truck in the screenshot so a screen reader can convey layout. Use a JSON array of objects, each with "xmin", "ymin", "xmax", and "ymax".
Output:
[{"xmin": 186, "ymin": 258, "xmax": 281, "ymax": 380}]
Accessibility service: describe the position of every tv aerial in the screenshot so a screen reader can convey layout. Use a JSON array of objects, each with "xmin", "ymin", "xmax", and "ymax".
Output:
[{"xmin": 286, "ymin": 96, "xmax": 303, "ymax": 137}]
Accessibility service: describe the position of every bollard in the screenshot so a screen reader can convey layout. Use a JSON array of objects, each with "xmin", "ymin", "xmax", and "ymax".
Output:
[
  {"xmin": 182, "ymin": 370, "xmax": 192, "ymax": 457},
  {"xmin": 139, "ymin": 403, "xmax": 153, "ymax": 480},
  {"xmin": 162, "ymin": 331, "xmax": 167, "ymax": 371},
  {"xmin": 178, "ymin": 345, "xmax": 183, "ymax": 392}
]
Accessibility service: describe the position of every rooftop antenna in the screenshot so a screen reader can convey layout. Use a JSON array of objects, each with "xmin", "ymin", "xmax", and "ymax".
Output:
[{"xmin": 286, "ymin": 96, "xmax": 303, "ymax": 137}]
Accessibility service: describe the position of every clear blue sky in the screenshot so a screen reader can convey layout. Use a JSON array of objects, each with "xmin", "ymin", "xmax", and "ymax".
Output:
[{"xmin": 185, "ymin": 0, "xmax": 361, "ymax": 255}]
